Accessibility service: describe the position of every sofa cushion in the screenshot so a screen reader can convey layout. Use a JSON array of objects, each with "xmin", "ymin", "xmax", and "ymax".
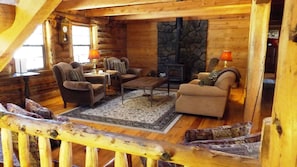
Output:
[{"xmin": 184, "ymin": 122, "xmax": 252, "ymax": 142}]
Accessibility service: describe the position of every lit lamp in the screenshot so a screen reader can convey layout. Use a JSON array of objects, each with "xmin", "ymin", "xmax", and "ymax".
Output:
[
  {"xmin": 220, "ymin": 50, "xmax": 232, "ymax": 68},
  {"xmin": 88, "ymin": 49, "xmax": 100, "ymax": 73}
]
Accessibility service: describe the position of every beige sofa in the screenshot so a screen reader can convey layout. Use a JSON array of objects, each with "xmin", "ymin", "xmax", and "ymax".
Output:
[{"xmin": 175, "ymin": 70, "xmax": 237, "ymax": 119}]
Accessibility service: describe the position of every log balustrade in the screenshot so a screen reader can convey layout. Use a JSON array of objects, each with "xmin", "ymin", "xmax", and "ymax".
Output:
[{"xmin": 0, "ymin": 110, "xmax": 261, "ymax": 167}]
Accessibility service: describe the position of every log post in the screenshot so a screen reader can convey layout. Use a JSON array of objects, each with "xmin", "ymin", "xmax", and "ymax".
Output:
[
  {"xmin": 1, "ymin": 129, "xmax": 14, "ymax": 167},
  {"xmin": 18, "ymin": 132, "xmax": 31, "ymax": 167},
  {"xmin": 59, "ymin": 141, "xmax": 73, "ymax": 167},
  {"xmin": 268, "ymin": 0, "xmax": 297, "ymax": 166},
  {"xmin": 244, "ymin": 0, "xmax": 271, "ymax": 131},
  {"xmin": 85, "ymin": 147, "xmax": 98, "ymax": 167},
  {"xmin": 38, "ymin": 136, "xmax": 52, "ymax": 167}
]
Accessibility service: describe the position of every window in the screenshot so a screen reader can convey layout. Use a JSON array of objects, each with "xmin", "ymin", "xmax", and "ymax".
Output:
[
  {"xmin": 14, "ymin": 25, "xmax": 45, "ymax": 71},
  {"xmin": 72, "ymin": 25, "xmax": 91, "ymax": 63}
]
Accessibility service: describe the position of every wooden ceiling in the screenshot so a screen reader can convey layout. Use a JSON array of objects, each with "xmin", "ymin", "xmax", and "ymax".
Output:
[{"xmin": 55, "ymin": 0, "xmax": 252, "ymax": 21}]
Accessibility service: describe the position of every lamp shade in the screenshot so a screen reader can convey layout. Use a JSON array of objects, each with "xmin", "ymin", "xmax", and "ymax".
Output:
[
  {"xmin": 220, "ymin": 50, "xmax": 232, "ymax": 61},
  {"xmin": 88, "ymin": 49, "xmax": 100, "ymax": 59}
]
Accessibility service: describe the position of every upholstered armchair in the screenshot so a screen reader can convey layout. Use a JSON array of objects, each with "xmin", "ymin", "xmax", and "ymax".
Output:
[
  {"xmin": 52, "ymin": 62, "xmax": 106, "ymax": 108},
  {"xmin": 103, "ymin": 57, "xmax": 142, "ymax": 86},
  {"xmin": 175, "ymin": 70, "xmax": 238, "ymax": 119}
]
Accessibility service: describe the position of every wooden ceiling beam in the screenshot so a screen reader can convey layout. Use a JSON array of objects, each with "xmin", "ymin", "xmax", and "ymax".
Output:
[
  {"xmin": 0, "ymin": 0, "xmax": 62, "ymax": 71},
  {"xmin": 85, "ymin": 1, "xmax": 251, "ymax": 17},
  {"xmin": 56, "ymin": 0, "xmax": 175, "ymax": 11},
  {"xmin": 0, "ymin": 3, "xmax": 15, "ymax": 33},
  {"xmin": 110, "ymin": 4, "xmax": 251, "ymax": 20}
]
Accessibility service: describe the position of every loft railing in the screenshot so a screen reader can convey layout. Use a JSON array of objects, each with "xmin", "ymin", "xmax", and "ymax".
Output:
[{"xmin": 0, "ymin": 111, "xmax": 261, "ymax": 167}]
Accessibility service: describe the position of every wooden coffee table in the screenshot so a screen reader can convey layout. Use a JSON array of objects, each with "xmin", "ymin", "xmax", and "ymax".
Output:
[{"xmin": 121, "ymin": 77, "xmax": 169, "ymax": 106}]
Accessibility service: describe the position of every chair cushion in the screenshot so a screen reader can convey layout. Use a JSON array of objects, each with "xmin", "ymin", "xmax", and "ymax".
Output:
[
  {"xmin": 63, "ymin": 81, "xmax": 91, "ymax": 91},
  {"xmin": 120, "ymin": 74, "xmax": 137, "ymax": 80},
  {"xmin": 68, "ymin": 68, "xmax": 86, "ymax": 81},
  {"xmin": 92, "ymin": 84, "xmax": 105, "ymax": 95}
]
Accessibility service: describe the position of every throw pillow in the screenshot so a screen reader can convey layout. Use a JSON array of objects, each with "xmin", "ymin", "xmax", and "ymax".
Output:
[
  {"xmin": 184, "ymin": 133, "xmax": 261, "ymax": 146},
  {"xmin": 184, "ymin": 122, "xmax": 252, "ymax": 142},
  {"xmin": 4, "ymin": 103, "xmax": 42, "ymax": 166},
  {"xmin": 114, "ymin": 61, "xmax": 127, "ymax": 74},
  {"xmin": 200, "ymin": 142, "xmax": 261, "ymax": 158},
  {"xmin": 199, "ymin": 70, "xmax": 220, "ymax": 86},
  {"xmin": 6, "ymin": 103, "xmax": 43, "ymax": 119},
  {"xmin": 25, "ymin": 98, "xmax": 54, "ymax": 119},
  {"xmin": 68, "ymin": 68, "xmax": 86, "ymax": 81}
]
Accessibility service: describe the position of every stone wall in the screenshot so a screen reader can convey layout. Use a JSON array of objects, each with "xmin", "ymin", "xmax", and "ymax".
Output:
[{"xmin": 157, "ymin": 20, "xmax": 208, "ymax": 82}]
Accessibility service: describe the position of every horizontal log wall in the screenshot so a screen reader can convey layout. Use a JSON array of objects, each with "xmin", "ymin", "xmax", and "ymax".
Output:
[
  {"xmin": 0, "ymin": 70, "xmax": 59, "ymax": 106},
  {"xmin": 0, "ymin": 16, "xmax": 126, "ymax": 105},
  {"xmin": 98, "ymin": 21, "xmax": 127, "ymax": 58}
]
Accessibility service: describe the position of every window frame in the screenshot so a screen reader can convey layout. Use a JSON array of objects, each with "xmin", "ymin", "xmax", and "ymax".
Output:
[
  {"xmin": 13, "ymin": 24, "xmax": 46, "ymax": 72},
  {"xmin": 72, "ymin": 24, "xmax": 92, "ymax": 64}
]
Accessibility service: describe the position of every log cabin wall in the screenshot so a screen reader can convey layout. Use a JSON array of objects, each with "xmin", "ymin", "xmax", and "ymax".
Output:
[
  {"xmin": 127, "ymin": 15, "xmax": 250, "ymax": 86},
  {"xmin": 0, "ymin": 17, "xmax": 126, "ymax": 106},
  {"xmin": 0, "ymin": 0, "xmax": 251, "ymax": 105},
  {"xmin": 127, "ymin": 21, "xmax": 158, "ymax": 76},
  {"xmin": 98, "ymin": 21, "xmax": 127, "ymax": 58}
]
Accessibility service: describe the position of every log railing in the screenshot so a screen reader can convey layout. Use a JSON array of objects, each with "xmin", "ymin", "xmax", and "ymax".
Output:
[{"xmin": 0, "ymin": 110, "xmax": 260, "ymax": 167}]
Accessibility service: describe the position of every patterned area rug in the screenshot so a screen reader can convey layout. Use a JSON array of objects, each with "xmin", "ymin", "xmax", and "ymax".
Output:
[{"xmin": 60, "ymin": 90, "xmax": 181, "ymax": 133}]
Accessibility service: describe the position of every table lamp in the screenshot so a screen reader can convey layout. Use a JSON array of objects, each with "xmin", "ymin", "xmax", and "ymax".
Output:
[
  {"xmin": 88, "ymin": 49, "xmax": 100, "ymax": 73},
  {"xmin": 220, "ymin": 50, "xmax": 232, "ymax": 68}
]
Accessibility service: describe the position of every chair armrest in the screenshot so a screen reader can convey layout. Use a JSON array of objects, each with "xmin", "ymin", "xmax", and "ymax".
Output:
[
  {"xmin": 63, "ymin": 81, "xmax": 92, "ymax": 91},
  {"xmin": 127, "ymin": 68, "xmax": 142, "ymax": 77},
  {"xmin": 177, "ymin": 83, "xmax": 226, "ymax": 96}
]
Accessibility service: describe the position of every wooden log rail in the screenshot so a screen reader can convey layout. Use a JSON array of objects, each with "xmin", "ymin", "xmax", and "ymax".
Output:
[{"xmin": 0, "ymin": 111, "xmax": 260, "ymax": 167}]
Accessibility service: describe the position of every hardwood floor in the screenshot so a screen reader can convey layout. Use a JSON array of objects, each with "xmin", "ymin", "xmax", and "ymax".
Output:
[{"xmin": 39, "ymin": 85, "xmax": 273, "ymax": 167}]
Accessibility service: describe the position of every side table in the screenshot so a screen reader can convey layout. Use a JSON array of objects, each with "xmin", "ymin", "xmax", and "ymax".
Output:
[
  {"xmin": 13, "ymin": 72, "xmax": 40, "ymax": 106},
  {"xmin": 13, "ymin": 72, "xmax": 40, "ymax": 98},
  {"xmin": 84, "ymin": 70, "xmax": 119, "ymax": 95}
]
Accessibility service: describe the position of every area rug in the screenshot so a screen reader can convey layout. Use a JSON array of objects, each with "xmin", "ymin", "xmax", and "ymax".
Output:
[{"xmin": 59, "ymin": 90, "xmax": 181, "ymax": 133}]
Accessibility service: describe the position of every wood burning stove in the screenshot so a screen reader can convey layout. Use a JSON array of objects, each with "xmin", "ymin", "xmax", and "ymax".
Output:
[{"xmin": 166, "ymin": 64, "xmax": 184, "ymax": 83}]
